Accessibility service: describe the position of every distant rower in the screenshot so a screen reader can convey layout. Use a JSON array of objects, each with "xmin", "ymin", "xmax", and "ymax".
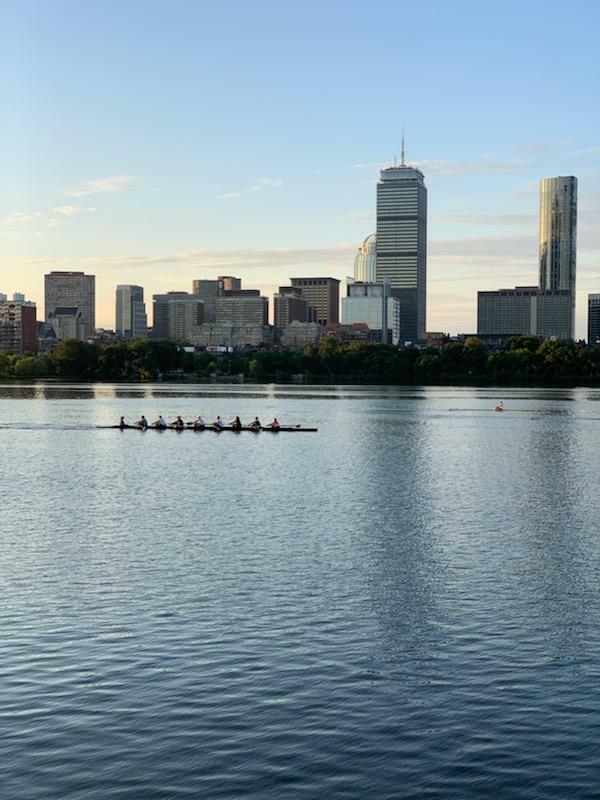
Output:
[
  {"xmin": 135, "ymin": 415, "xmax": 148, "ymax": 429},
  {"xmin": 268, "ymin": 417, "xmax": 280, "ymax": 430},
  {"xmin": 495, "ymin": 401, "xmax": 504, "ymax": 413},
  {"xmin": 213, "ymin": 416, "xmax": 225, "ymax": 430},
  {"xmin": 193, "ymin": 415, "xmax": 205, "ymax": 430},
  {"xmin": 153, "ymin": 415, "xmax": 168, "ymax": 429},
  {"xmin": 230, "ymin": 416, "xmax": 242, "ymax": 431},
  {"xmin": 172, "ymin": 415, "xmax": 185, "ymax": 430},
  {"xmin": 249, "ymin": 416, "xmax": 261, "ymax": 430},
  {"xmin": 119, "ymin": 416, "xmax": 126, "ymax": 429}
]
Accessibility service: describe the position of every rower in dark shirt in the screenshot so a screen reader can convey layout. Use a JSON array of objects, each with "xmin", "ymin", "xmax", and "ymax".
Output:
[
  {"xmin": 119, "ymin": 416, "xmax": 126, "ymax": 429},
  {"xmin": 249, "ymin": 416, "xmax": 261, "ymax": 430},
  {"xmin": 230, "ymin": 416, "xmax": 242, "ymax": 431},
  {"xmin": 172, "ymin": 415, "xmax": 185, "ymax": 430}
]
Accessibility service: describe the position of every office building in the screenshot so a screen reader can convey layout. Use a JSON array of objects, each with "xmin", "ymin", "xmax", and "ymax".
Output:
[
  {"xmin": 152, "ymin": 292, "xmax": 204, "ymax": 341},
  {"xmin": 376, "ymin": 157, "xmax": 427, "ymax": 344},
  {"xmin": 342, "ymin": 282, "xmax": 401, "ymax": 345},
  {"xmin": 274, "ymin": 287, "xmax": 310, "ymax": 329},
  {"xmin": 44, "ymin": 271, "xmax": 95, "ymax": 339},
  {"xmin": 354, "ymin": 234, "xmax": 377, "ymax": 283},
  {"xmin": 0, "ymin": 296, "xmax": 37, "ymax": 354},
  {"xmin": 588, "ymin": 295, "xmax": 600, "ymax": 346},
  {"xmin": 115, "ymin": 285, "xmax": 147, "ymax": 339},
  {"xmin": 218, "ymin": 276, "xmax": 241, "ymax": 292},
  {"xmin": 290, "ymin": 277, "xmax": 340, "ymax": 325},
  {"xmin": 192, "ymin": 279, "xmax": 224, "ymax": 323},
  {"xmin": 280, "ymin": 321, "xmax": 322, "ymax": 349},
  {"xmin": 477, "ymin": 286, "xmax": 573, "ymax": 340},
  {"xmin": 191, "ymin": 324, "xmax": 274, "ymax": 349},
  {"xmin": 539, "ymin": 176, "xmax": 577, "ymax": 338},
  {"xmin": 215, "ymin": 290, "xmax": 268, "ymax": 327},
  {"xmin": 47, "ymin": 307, "xmax": 86, "ymax": 341}
]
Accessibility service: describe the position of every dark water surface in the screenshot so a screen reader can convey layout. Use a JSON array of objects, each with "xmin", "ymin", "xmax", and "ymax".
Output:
[{"xmin": 1, "ymin": 383, "xmax": 600, "ymax": 799}]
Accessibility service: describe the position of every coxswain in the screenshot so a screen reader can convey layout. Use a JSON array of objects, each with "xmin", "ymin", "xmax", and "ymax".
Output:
[
  {"xmin": 135, "ymin": 415, "xmax": 148, "ymax": 430},
  {"xmin": 495, "ymin": 401, "xmax": 504, "ymax": 413},
  {"xmin": 268, "ymin": 417, "xmax": 280, "ymax": 430},
  {"xmin": 213, "ymin": 415, "xmax": 225, "ymax": 430},
  {"xmin": 230, "ymin": 415, "xmax": 242, "ymax": 431},
  {"xmin": 249, "ymin": 416, "xmax": 261, "ymax": 430},
  {"xmin": 119, "ymin": 416, "xmax": 127, "ymax": 429},
  {"xmin": 193, "ymin": 415, "xmax": 205, "ymax": 430},
  {"xmin": 153, "ymin": 415, "xmax": 168, "ymax": 429},
  {"xmin": 172, "ymin": 415, "xmax": 185, "ymax": 430}
]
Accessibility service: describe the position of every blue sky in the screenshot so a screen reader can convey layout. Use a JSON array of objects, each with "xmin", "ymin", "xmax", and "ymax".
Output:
[{"xmin": 2, "ymin": 0, "xmax": 599, "ymax": 335}]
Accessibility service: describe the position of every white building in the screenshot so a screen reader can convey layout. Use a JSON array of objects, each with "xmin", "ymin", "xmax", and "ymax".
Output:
[{"xmin": 342, "ymin": 282, "xmax": 401, "ymax": 345}]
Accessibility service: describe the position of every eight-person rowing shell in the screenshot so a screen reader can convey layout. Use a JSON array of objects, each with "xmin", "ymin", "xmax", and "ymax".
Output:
[{"xmin": 116, "ymin": 415, "xmax": 308, "ymax": 431}]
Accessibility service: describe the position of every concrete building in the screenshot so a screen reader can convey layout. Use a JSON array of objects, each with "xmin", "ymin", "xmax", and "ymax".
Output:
[
  {"xmin": 44, "ymin": 271, "xmax": 95, "ymax": 339},
  {"xmin": 215, "ymin": 291, "xmax": 268, "ymax": 327},
  {"xmin": 274, "ymin": 287, "xmax": 310, "ymax": 329},
  {"xmin": 0, "ymin": 296, "xmax": 37, "ymax": 354},
  {"xmin": 376, "ymin": 158, "xmax": 427, "ymax": 344},
  {"xmin": 588, "ymin": 295, "xmax": 600, "ymax": 346},
  {"xmin": 192, "ymin": 279, "xmax": 224, "ymax": 323},
  {"xmin": 477, "ymin": 286, "xmax": 573, "ymax": 340},
  {"xmin": 47, "ymin": 307, "xmax": 85, "ymax": 341},
  {"xmin": 539, "ymin": 176, "xmax": 577, "ymax": 338},
  {"xmin": 218, "ymin": 276, "xmax": 241, "ymax": 292},
  {"xmin": 290, "ymin": 277, "xmax": 340, "ymax": 325},
  {"xmin": 152, "ymin": 292, "xmax": 204, "ymax": 341},
  {"xmin": 191, "ymin": 324, "xmax": 274, "ymax": 349},
  {"xmin": 354, "ymin": 234, "xmax": 377, "ymax": 283},
  {"xmin": 280, "ymin": 321, "xmax": 323, "ymax": 349},
  {"xmin": 342, "ymin": 282, "xmax": 401, "ymax": 345},
  {"xmin": 115, "ymin": 285, "xmax": 147, "ymax": 339}
]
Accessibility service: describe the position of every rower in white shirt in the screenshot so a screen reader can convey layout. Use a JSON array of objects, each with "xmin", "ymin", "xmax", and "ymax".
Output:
[
  {"xmin": 153, "ymin": 415, "xmax": 168, "ymax": 428},
  {"xmin": 212, "ymin": 415, "xmax": 225, "ymax": 430},
  {"xmin": 193, "ymin": 415, "xmax": 206, "ymax": 430}
]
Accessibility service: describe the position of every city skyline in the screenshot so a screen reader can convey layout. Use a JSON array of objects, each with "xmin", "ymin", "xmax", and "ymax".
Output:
[{"xmin": 2, "ymin": 1, "xmax": 599, "ymax": 337}]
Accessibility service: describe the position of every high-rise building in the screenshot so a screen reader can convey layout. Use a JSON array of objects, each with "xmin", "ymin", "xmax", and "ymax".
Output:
[
  {"xmin": 215, "ymin": 290, "xmax": 268, "ymax": 327},
  {"xmin": 152, "ymin": 292, "xmax": 204, "ymax": 341},
  {"xmin": 44, "ymin": 271, "xmax": 95, "ymax": 339},
  {"xmin": 354, "ymin": 234, "xmax": 377, "ymax": 283},
  {"xmin": 342, "ymin": 282, "xmax": 401, "ymax": 345},
  {"xmin": 218, "ymin": 276, "xmax": 242, "ymax": 292},
  {"xmin": 539, "ymin": 176, "xmax": 577, "ymax": 338},
  {"xmin": 192, "ymin": 279, "xmax": 224, "ymax": 323},
  {"xmin": 477, "ymin": 286, "xmax": 573, "ymax": 340},
  {"xmin": 290, "ymin": 278, "xmax": 340, "ymax": 325},
  {"xmin": 376, "ymin": 159, "xmax": 427, "ymax": 344},
  {"xmin": 115, "ymin": 285, "xmax": 147, "ymax": 339},
  {"xmin": 0, "ymin": 296, "xmax": 37, "ymax": 354},
  {"xmin": 588, "ymin": 295, "xmax": 600, "ymax": 346},
  {"xmin": 273, "ymin": 287, "xmax": 309, "ymax": 329}
]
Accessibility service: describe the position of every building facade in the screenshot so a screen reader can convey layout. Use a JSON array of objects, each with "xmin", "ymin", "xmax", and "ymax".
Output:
[
  {"xmin": 152, "ymin": 292, "xmax": 204, "ymax": 341},
  {"xmin": 539, "ymin": 176, "xmax": 577, "ymax": 338},
  {"xmin": 218, "ymin": 276, "xmax": 242, "ymax": 292},
  {"xmin": 44, "ymin": 271, "xmax": 95, "ymax": 339},
  {"xmin": 477, "ymin": 286, "xmax": 573, "ymax": 340},
  {"xmin": 280, "ymin": 321, "xmax": 322, "ymax": 349},
  {"xmin": 353, "ymin": 234, "xmax": 377, "ymax": 283},
  {"xmin": 274, "ymin": 287, "xmax": 309, "ymax": 329},
  {"xmin": 375, "ymin": 163, "xmax": 427, "ymax": 344},
  {"xmin": 341, "ymin": 282, "xmax": 401, "ymax": 345},
  {"xmin": 190, "ymin": 324, "xmax": 274, "ymax": 349},
  {"xmin": 215, "ymin": 291, "xmax": 268, "ymax": 327},
  {"xmin": 115, "ymin": 285, "xmax": 147, "ymax": 339},
  {"xmin": 0, "ymin": 296, "xmax": 37, "ymax": 354},
  {"xmin": 192, "ymin": 279, "xmax": 224, "ymax": 323},
  {"xmin": 588, "ymin": 294, "xmax": 600, "ymax": 346},
  {"xmin": 290, "ymin": 277, "xmax": 340, "ymax": 325}
]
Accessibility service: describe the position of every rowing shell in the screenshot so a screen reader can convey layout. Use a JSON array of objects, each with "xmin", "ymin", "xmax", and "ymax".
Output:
[{"xmin": 102, "ymin": 425, "xmax": 318, "ymax": 432}]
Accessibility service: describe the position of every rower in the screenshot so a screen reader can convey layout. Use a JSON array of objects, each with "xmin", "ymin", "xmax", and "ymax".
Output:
[
  {"xmin": 495, "ymin": 401, "xmax": 504, "ymax": 413},
  {"xmin": 213, "ymin": 415, "xmax": 225, "ymax": 430},
  {"xmin": 153, "ymin": 415, "xmax": 168, "ymax": 429},
  {"xmin": 268, "ymin": 417, "xmax": 280, "ymax": 430},
  {"xmin": 249, "ymin": 416, "xmax": 261, "ymax": 430},
  {"xmin": 119, "ymin": 416, "xmax": 126, "ymax": 429},
  {"xmin": 230, "ymin": 415, "xmax": 242, "ymax": 431},
  {"xmin": 193, "ymin": 415, "xmax": 205, "ymax": 430},
  {"xmin": 135, "ymin": 415, "xmax": 148, "ymax": 429},
  {"xmin": 172, "ymin": 415, "xmax": 185, "ymax": 430}
]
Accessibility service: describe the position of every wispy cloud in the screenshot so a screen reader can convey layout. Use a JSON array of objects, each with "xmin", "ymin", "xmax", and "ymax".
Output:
[
  {"xmin": 53, "ymin": 205, "xmax": 79, "ymax": 216},
  {"xmin": 573, "ymin": 145, "xmax": 600, "ymax": 155},
  {"xmin": 63, "ymin": 175, "xmax": 139, "ymax": 197},
  {"xmin": 432, "ymin": 212, "xmax": 537, "ymax": 226},
  {"xmin": 219, "ymin": 177, "xmax": 284, "ymax": 199}
]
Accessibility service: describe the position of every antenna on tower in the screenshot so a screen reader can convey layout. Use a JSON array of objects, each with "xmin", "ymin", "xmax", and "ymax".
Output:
[
  {"xmin": 394, "ymin": 154, "xmax": 397, "ymax": 167},
  {"xmin": 401, "ymin": 126, "xmax": 405, "ymax": 166}
]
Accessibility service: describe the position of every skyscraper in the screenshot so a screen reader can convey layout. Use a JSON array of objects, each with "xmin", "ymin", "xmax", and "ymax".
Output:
[
  {"xmin": 290, "ymin": 278, "xmax": 340, "ymax": 325},
  {"xmin": 353, "ymin": 234, "xmax": 377, "ymax": 283},
  {"xmin": 0, "ymin": 296, "xmax": 37, "ymax": 354},
  {"xmin": 44, "ymin": 271, "xmax": 95, "ymax": 340},
  {"xmin": 152, "ymin": 292, "xmax": 204, "ymax": 341},
  {"xmin": 539, "ymin": 176, "xmax": 577, "ymax": 338},
  {"xmin": 588, "ymin": 295, "xmax": 600, "ymax": 346},
  {"xmin": 376, "ymin": 157, "xmax": 427, "ymax": 344},
  {"xmin": 115, "ymin": 285, "xmax": 147, "ymax": 339}
]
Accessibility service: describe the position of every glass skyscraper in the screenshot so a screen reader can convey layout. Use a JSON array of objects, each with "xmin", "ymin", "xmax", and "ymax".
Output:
[
  {"xmin": 539, "ymin": 176, "xmax": 577, "ymax": 338},
  {"xmin": 353, "ymin": 234, "xmax": 377, "ymax": 283},
  {"xmin": 375, "ymin": 164, "xmax": 427, "ymax": 344},
  {"xmin": 115, "ymin": 285, "xmax": 148, "ymax": 339}
]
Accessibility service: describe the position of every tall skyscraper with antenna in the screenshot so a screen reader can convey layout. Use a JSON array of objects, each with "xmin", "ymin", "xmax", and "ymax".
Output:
[{"xmin": 375, "ymin": 135, "xmax": 427, "ymax": 343}]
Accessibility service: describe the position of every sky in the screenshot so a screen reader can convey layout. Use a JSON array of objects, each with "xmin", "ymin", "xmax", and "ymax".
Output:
[{"xmin": 1, "ymin": 0, "xmax": 599, "ymax": 337}]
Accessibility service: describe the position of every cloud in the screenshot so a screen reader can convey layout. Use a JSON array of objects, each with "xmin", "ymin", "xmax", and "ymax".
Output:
[
  {"xmin": 573, "ymin": 146, "xmax": 600, "ymax": 155},
  {"xmin": 53, "ymin": 205, "xmax": 79, "ymax": 216},
  {"xmin": 63, "ymin": 175, "xmax": 139, "ymax": 197},
  {"xmin": 432, "ymin": 212, "xmax": 537, "ymax": 226},
  {"xmin": 219, "ymin": 177, "xmax": 284, "ymax": 200}
]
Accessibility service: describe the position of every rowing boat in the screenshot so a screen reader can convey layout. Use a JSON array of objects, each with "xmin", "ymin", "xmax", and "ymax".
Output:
[{"xmin": 103, "ymin": 425, "xmax": 318, "ymax": 432}]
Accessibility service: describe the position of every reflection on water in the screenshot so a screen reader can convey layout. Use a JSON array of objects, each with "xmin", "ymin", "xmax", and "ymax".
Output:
[{"xmin": 1, "ymin": 383, "xmax": 600, "ymax": 799}]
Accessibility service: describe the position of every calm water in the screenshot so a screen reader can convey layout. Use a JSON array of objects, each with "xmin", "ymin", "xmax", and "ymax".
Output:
[{"xmin": 2, "ymin": 383, "xmax": 600, "ymax": 799}]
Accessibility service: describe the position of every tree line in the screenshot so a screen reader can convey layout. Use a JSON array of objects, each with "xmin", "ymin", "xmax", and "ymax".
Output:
[{"xmin": 2, "ymin": 336, "xmax": 600, "ymax": 385}]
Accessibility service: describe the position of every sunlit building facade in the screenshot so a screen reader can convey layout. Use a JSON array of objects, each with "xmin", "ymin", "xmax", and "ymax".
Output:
[
  {"xmin": 353, "ymin": 234, "xmax": 377, "ymax": 283},
  {"xmin": 588, "ymin": 295, "xmax": 600, "ymax": 346},
  {"xmin": 115, "ymin": 285, "xmax": 147, "ymax": 339}
]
